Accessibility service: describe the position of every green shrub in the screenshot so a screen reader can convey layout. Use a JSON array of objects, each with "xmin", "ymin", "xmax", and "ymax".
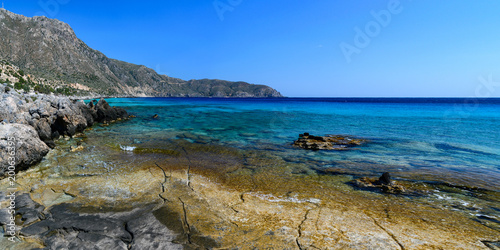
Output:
[
  {"xmin": 34, "ymin": 84, "xmax": 52, "ymax": 94},
  {"xmin": 18, "ymin": 76, "xmax": 26, "ymax": 84},
  {"xmin": 14, "ymin": 81, "xmax": 23, "ymax": 90}
]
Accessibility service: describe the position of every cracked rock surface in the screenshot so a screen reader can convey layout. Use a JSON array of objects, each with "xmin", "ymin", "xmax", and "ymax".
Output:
[{"xmin": 1, "ymin": 135, "xmax": 499, "ymax": 249}]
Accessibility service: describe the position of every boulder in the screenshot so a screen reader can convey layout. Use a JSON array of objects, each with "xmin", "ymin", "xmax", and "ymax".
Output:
[
  {"xmin": 34, "ymin": 118, "xmax": 52, "ymax": 141},
  {"xmin": 95, "ymin": 98, "xmax": 128, "ymax": 123},
  {"xmin": 0, "ymin": 123, "xmax": 50, "ymax": 177},
  {"xmin": 77, "ymin": 101, "xmax": 97, "ymax": 126},
  {"xmin": 293, "ymin": 133, "xmax": 367, "ymax": 150},
  {"xmin": 51, "ymin": 109, "xmax": 87, "ymax": 137}
]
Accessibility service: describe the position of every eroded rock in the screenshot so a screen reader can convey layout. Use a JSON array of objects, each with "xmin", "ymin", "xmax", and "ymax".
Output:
[
  {"xmin": 95, "ymin": 98, "xmax": 128, "ymax": 123},
  {"xmin": 350, "ymin": 172, "xmax": 406, "ymax": 194},
  {"xmin": 0, "ymin": 124, "xmax": 50, "ymax": 176},
  {"xmin": 293, "ymin": 133, "xmax": 367, "ymax": 150}
]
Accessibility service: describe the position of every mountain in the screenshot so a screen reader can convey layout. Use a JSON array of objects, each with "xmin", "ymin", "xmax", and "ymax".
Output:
[{"xmin": 0, "ymin": 9, "xmax": 282, "ymax": 97}]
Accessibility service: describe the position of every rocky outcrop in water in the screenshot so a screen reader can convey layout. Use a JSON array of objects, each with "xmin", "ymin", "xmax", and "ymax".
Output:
[
  {"xmin": 350, "ymin": 172, "xmax": 407, "ymax": 194},
  {"xmin": 0, "ymin": 83, "xmax": 128, "ymax": 178},
  {"xmin": 293, "ymin": 133, "xmax": 367, "ymax": 150}
]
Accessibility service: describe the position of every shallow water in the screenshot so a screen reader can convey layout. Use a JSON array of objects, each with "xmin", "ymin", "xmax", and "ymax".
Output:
[
  {"xmin": 97, "ymin": 98, "xmax": 500, "ymax": 182},
  {"xmin": 73, "ymin": 98, "xmax": 499, "ymax": 231}
]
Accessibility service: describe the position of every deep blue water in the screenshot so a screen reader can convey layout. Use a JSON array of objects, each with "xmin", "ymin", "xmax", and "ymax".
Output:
[{"xmin": 98, "ymin": 97, "xmax": 500, "ymax": 189}]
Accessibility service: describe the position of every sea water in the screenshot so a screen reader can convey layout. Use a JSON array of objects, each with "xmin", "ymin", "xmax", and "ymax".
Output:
[
  {"xmin": 59, "ymin": 97, "xmax": 498, "ymax": 231},
  {"xmin": 99, "ymin": 97, "xmax": 500, "ymax": 188}
]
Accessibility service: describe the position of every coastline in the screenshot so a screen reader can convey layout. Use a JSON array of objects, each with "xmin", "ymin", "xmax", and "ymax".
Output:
[
  {"xmin": 1, "ymin": 93, "xmax": 499, "ymax": 249},
  {"xmin": 0, "ymin": 83, "xmax": 129, "ymax": 178},
  {"xmin": 1, "ymin": 135, "xmax": 498, "ymax": 249}
]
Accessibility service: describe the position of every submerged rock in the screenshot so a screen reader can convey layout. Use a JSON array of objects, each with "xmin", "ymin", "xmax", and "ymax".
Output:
[
  {"xmin": 350, "ymin": 172, "xmax": 406, "ymax": 194},
  {"xmin": 293, "ymin": 133, "xmax": 367, "ymax": 150}
]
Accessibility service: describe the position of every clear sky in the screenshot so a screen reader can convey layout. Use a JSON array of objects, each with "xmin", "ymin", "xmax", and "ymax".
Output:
[{"xmin": 3, "ymin": 0, "xmax": 500, "ymax": 97}]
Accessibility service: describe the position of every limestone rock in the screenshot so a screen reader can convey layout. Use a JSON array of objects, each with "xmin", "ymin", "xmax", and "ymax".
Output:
[
  {"xmin": 293, "ymin": 133, "xmax": 367, "ymax": 150},
  {"xmin": 0, "ymin": 123, "xmax": 50, "ymax": 177},
  {"xmin": 95, "ymin": 98, "xmax": 128, "ymax": 123},
  {"xmin": 350, "ymin": 172, "xmax": 406, "ymax": 194}
]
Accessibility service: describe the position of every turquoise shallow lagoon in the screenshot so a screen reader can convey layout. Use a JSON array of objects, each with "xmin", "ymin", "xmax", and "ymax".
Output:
[{"xmin": 99, "ymin": 97, "xmax": 500, "ymax": 189}]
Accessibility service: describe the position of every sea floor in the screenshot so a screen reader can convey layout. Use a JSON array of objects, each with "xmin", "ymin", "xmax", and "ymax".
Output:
[{"xmin": 1, "ymin": 121, "xmax": 499, "ymax": 249}]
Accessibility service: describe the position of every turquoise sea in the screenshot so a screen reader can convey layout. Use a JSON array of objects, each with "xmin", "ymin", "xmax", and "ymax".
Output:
[
  {"xmin": 83, "ymin": 97, "xmax": 499, "ymax": 227},
  {"xmin": 102, "ymin": 97, "xmax": 500, "ymax": 184}
]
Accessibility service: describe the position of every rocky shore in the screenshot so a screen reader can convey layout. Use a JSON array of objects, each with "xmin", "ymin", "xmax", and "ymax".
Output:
[
  {"xmin": 1, "ymin": 88, "xmax": 499, "ymax": 249},
  {"xmin": 0, "ymin": 83, "xmax": 128, "ymax": 178},
  {"xmin": 1, "ymin": 138, "xmax": 498, "ymax": 249}
]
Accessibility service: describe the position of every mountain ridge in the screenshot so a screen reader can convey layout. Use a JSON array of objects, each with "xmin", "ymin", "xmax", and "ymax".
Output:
[{"xmin": 0, "ymin": 9, "xmax": 283, "ymax": 97}]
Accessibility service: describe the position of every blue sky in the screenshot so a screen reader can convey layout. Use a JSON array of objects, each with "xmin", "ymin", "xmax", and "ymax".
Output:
[{"xmin": 4, "ymin": 0, "xmax": 500, "ymax": 97}]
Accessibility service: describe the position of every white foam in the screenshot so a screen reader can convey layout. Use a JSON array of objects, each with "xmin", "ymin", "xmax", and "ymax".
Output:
[{"xmin": 120, "ymin": 145, "xmax": 136, "ymax": 151}]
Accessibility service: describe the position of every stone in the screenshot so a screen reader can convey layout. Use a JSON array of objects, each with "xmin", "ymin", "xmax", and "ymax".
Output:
[
  {"xmin": 95, "ymin": 98, "xmax": 128, "ymax": 123},
  {"xmin": 18, "ymin": 202, "xmax": 184, "ymax": 250},
  {"xmin": 379, "ymin": 172, "xmax": 391, "ymax": 185},
  {"xmin": 293, "ymin": 133, "xmax": 367, "ymax": 150},
  {"xmin": 77, "ymin": 101, "xmax": 97, "ymax": 127},
  {"xmin": 70, "ymin": 145, "xmax": 84, "ymax": 152},
  {"xmin": 0, "ymin": 123, "xmax": 50, "ymax": 177},
  {"xmin": 34, "ymin": 118, "xmax": 52, "ymax": 141},
  {"xmin": 127, "ymin": 212, "xmax": 182, "ymax": 250},
  {"xmin": 350, "ymin": 172, "xmax": 406, "ymax": 194}
]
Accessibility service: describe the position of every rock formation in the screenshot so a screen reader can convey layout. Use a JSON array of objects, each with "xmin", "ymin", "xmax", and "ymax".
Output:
[
  {"xmin": 0, "ymin": 124, "xmax": 50, "ymax": 176},
  {"xmin": 0, "ymin": 83, "xmax": 128, "ymax": 178},
  {"xmin": 293, "ymin": 133, "xmax": 367, "ymax": 150},
  {"xmin": 350, "ymin": 172, "xmax": 407, "ymax": 194}
]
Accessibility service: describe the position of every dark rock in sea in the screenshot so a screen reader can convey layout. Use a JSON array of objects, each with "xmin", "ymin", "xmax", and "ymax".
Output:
[
  {"xmin": 95, "ymin": 98, "xmax": 128, "ymax": 123},
  {"xmin": 379, "ymin": 172, "xmax": 391, "ymax": 185},
  {"xmin": 0, "ymin": 123, "xmax": 50, "ymax": 176},
  {"xmin": 350, "ymin": 172, "xmax": 406, "ymax": 194},
  {"xmin": 293, "ymin": 133, "xmax": 367, "ymax": 150}
]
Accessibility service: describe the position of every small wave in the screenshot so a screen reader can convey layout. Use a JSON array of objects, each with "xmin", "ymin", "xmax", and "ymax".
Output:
[
  {"xmin": 434, "ymin": 143, "xmax": 494, "ymax": 156},
  {"xmin": 120, "ymin": 145, "xmax": 136, "ymax": 151}
]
